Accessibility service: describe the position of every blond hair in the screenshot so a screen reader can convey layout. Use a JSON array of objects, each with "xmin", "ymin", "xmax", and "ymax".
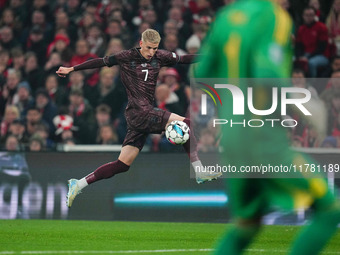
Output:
[
  {"xmin": 4, "ymin": 105, "xmax": 20, "ymax": 121},
  {"xmin": 141, "ymin": 29, "xmax": 161, "ymax": 44}
]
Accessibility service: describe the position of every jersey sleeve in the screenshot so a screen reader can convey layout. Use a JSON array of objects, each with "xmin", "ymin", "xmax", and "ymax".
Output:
[
  {"xmin": 158, "ymin": 50, "xmax": 180, "ymax": 67},
  {"xmin": 104, "ymin": 50, "xmax": 129, "ymax": 67}
]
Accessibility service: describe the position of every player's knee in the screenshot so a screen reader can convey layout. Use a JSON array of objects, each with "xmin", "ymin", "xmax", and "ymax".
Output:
[{"xmin": 167, "ymin": 113, "xmax": 185, "ymax": 126}]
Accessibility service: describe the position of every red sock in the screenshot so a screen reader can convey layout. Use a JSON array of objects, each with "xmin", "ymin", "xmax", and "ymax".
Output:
[
  {"xmin": 85, "ymin": 160, "xmax": 130, "ymax": 184},
  {"xmin": 182, "ymin": 118, "xmax": 199, "ymax": 162}
]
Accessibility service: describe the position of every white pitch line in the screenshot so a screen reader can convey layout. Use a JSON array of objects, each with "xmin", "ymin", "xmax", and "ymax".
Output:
[
  {"xmin": 0, "ymin": 250, "xmax": 213, "ymax": 254},
  {"xmin": 0, "ymin": 249, "xmax": 339, "ymax": 255}
]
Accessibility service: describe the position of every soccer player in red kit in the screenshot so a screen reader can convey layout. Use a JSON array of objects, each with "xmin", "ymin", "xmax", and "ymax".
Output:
[{"xmin": 56, "ymin": 29, "xmax": 221, "ymax": 207}]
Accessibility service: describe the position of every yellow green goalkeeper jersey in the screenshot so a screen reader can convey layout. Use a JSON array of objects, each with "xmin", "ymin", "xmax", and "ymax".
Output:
[
  {"xmin": 195, "ymin": 0, "xmax": 334, "ymax": 218},
  {"xmin": 196, "ymin": 0, "xmax": 292, "ymax": 78},
  {"xmin": 195, "ymin": 0, "xmax": 294, "ymax": 166}
]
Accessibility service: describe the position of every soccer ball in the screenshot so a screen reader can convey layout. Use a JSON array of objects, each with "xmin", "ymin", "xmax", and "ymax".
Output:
[{"xmin": 165, "ymin": 120, "xmax": 190, "ymax": 145}]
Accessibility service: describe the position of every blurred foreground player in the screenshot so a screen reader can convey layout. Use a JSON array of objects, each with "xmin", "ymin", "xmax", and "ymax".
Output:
[
  {"xmin": 195, "ymin": 0, "xmax": 340, "ymax": 254},
  {"xmin": 56, "ymin": 29, "xmax": 221, "ymax": 207}
]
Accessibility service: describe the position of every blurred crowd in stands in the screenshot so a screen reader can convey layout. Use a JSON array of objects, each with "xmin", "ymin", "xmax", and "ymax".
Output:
[{"xmin": 0, "ymin": 0, "xmax": 340, "ymax": 152}]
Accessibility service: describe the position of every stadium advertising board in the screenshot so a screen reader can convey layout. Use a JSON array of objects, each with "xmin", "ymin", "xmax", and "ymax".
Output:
[{"xmin": 0, "ymin": 152, "xmax": 228, "ymax": 222}]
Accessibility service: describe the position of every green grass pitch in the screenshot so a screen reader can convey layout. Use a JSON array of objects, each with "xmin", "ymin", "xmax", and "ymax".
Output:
[{"xmin": 0, "ymin": 220, "xmax": 339, "ymax": 255}]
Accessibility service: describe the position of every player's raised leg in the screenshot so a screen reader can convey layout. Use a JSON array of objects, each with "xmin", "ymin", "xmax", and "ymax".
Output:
[
  {"xmin": 66, "ymin": 145, "xmax": 139, "ymax": 207},
  {"xmin": 167, "ymin": 113, "xmax": 222, "ymax": 184}
]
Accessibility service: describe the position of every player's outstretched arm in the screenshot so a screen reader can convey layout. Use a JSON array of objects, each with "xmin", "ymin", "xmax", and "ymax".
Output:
[
  {"xmin": 178, "ymin": 54, "xmax": 201, "ymax": 64},
  {"xmin": 56, "ymin": 58, "xmax": 110, "ymax": 77},
  {"xmin": 56, "ymin": 66, "xmax": 74, "ymax": 77}
]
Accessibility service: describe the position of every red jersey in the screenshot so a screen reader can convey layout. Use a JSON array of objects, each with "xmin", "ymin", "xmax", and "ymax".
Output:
[{"xmin": 296, "ymin": 21, "xmax": 329, "ymax": 57}]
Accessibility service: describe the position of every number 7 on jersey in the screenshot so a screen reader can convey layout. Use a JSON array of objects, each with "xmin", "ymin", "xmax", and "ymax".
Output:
[{"xmin": 142, "ymin": 69, "xmax": 148, "ymax": 81}]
